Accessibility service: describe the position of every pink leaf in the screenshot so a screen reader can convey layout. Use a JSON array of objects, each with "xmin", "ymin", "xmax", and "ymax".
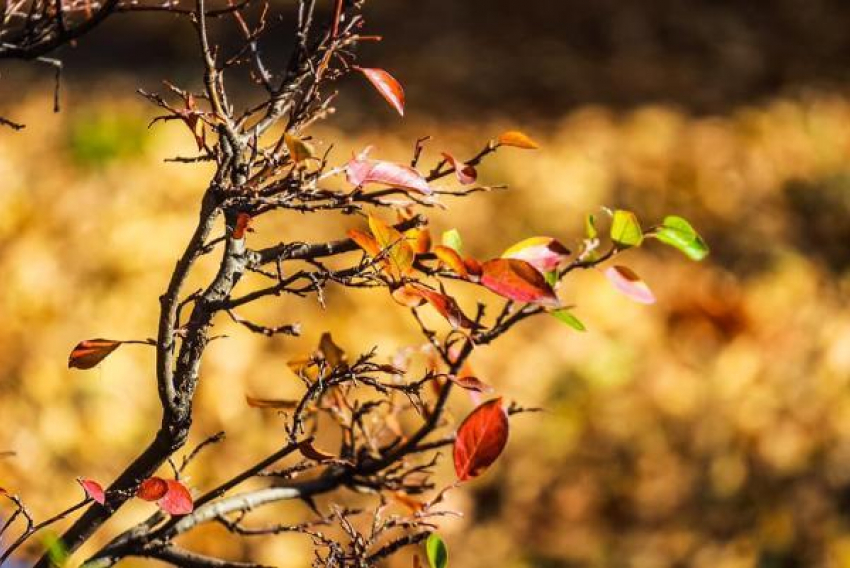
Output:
[
  {"xmin": 346, "ymin": 153, "xmax": 431, "ymax": 195},
  {"xmin": 77, "ymin": 478, "xmax": 106, "ymax": 505},
  {"xmin": 158, "ymin": 479, "xmax": 194, "ymax": 516},
  {"xmin": 604, "ymin": 265, "xmax": 656, "ymax": 304},
  {"xmin": 440, "ymin": 152, "xmax": 477, "ymax": 185},
  {"xmin": 501, "ymin": 237, "xmax": 570, "ymax": 272},
  {"xmin": 356, "ymin": 67, "xmax": 405, "ymax": 116}
]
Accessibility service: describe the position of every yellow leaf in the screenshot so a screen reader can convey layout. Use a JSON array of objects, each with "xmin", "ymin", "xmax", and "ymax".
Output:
[{"xmin": 497, "ymin": 130, "xmax": 539, "ymax": 149}]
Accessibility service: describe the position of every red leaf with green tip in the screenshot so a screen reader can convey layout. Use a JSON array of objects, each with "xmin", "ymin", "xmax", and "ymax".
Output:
[
  {"xmin": 480, "ymin": 259, "xmax": 559, "ymax": 306},
  {"xmin": 453, "ymin": 398, "xmax": 509, "ymax": 481}
]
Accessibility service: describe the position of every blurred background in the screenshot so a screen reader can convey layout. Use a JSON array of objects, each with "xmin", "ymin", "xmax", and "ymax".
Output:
[{"xmin": 3, "ymin": 1, "xmax": 850, "ymax": 567}]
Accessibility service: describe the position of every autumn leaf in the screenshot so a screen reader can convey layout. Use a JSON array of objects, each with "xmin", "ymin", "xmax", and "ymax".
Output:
[
  {"xmin": 347, "ymin": 157, "xmax": 432, "ymax": 195},
  {"xmin": 454, "ymin": 398, "xmax": 509, "ymax": 481},
  {"xmin": 369, "ymin": 215, "xmax": 416, "ymax": 277},
  {"xmin": 448, "ymin": 374, "xmax": 493, "ymax": 393},
  {"xmin": 441, "ymin": 152, "xmax": 477, "ymax": 185},
  {"xmin": 604, "ymin": 265, "xmax": 656, "ymax": 304},
  {"xmin": 356, "ymin": 67, "xmax": 405, "ymax": 116},
  {"xmin": 68, "ymin": 339, "xmax": 122, "ymax": 370},
  {"xmin": 137, "ymin": 477, "xmax": 168, "ymax": 501},
  {"xmin": 480, "ymin": 259, "xmax": 559, "ymax": 307},
  {"xmin": 407, "ymin": 226, "xmax": 432, "ymax": 255},
  {"xmin": 77, "ymin": 478, "xmax": 106, "ymax": 505},
  {"xmin": 391, "ymin": 284, "xmax": 427, "ymax": 307},
  {"xmin": 348, "ymin": 228, "xmax": 383, "ymax": 257},
  {"xmin": 158, "ymin": 479, "xmax": 193, "ymax": 515},
  {"xmin": 610, "ymin": 210, "xmax": 643, "ymax": 248},
  {"xmin": 501, "ymin": 237, "xmax": 570, "ymax": 272},
  {"xmin": 496, "ymin": 130, "xmax": 539, "ymax": 149},
  {"xmin": 433, "ymin": 245, "xmax": 469, "ymax": 279},
  {"xmin": 284, "ymin": 132, "xmax": 315, "ymax": 163},
  {"xmin": 392, "ymin": 491, "xmax": 425, "ymax": 513},
  {"xmin": 318, "ymin": 332, "xmax": 347, "ymax": 368},
  {"xmin": 410, "ymin": 285, "xmax": 476, "ymax": 329},
  {"xmin": 245, "ymin": 395, "xmax": 299, "ymax": 409},
  {"xmin": 298, "ymin": 439, "xmax": 336, "ymax": 462},
  {"xmin": 233, "ymin": 213, "xmax": 251, "ymax": 240}
]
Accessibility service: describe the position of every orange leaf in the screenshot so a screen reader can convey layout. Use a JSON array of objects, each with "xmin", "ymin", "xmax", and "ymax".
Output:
[
  {"xmin": 454, "ymin": 397, "xmax": 509, "ymax": 481},
  {"xmin": 245, "ymin": 395, "xmax": 299, "ymax": 409},
  {"xmin": 407, "ymin": 227, "xmax": 432, "ymax": 255},
  {"xmin": 137, "ymin": 477, "xmax": 168, "ymax": 501},
  {"xmin": 433, "ymin": 245, "xmax": 469, "ymax": 279},
  {"xmin": 413, "ymin": 286, "xmax": 476, "ymax": 329},
  {"xmin": 357, "ymin": 67, "xmax": 405, "ymax": 116},
  {"xmin": 233, "ymin": 213, "xmax": 252, "ymax": 240},
  {"xmin": 68, "ymin": 339, "xmax": 122, "ymax": 370},
  {"xmin": 369, "ymin": 215, "xmax": 416, "ymax": 277},
  {"xmin": 440, "ymin": 152, "xmax": 477, "ymax": 185},
  {"xmin": 318, "ymin": 332, "xmax": 347, "ymax": 367},
  {"xmin": 284, "ymin": 132, "xmax": 315, "ymax": 163},
  {"xmin": 391, "ymin": 284, "xmax": 427, "ymax": 307},
  {"xmin": 497, "ymin": 130, "xmax": 539, "ymax": 149},
  {"xmin": 348, "ymin": 228, "xmax": 382, "ymax": 257},
  {"xmin": 480, "ymin": 259, "xmax": 559, "ymax": 307}
]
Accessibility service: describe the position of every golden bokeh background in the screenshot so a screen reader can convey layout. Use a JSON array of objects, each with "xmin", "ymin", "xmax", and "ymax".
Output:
[{"xmin": 3, "ymin": 2, "xmax": 850, "ymax": 567}]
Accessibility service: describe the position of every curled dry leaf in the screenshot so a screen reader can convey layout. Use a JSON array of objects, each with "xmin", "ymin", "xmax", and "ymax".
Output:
[
  {"xmin": 480, "ymin": 258, "xmax": 560, "ymax": 307},
  {"xmin": 245, "ymin": 395, "xmax": 299, "ymax": 409},
  {"xmin": 604, "ymin": 265, "xmax": 656, "ymax": 304},
  {"xmin": 347, "ymin": 150, "xmax": 431, "ymax": 195},
  {"xmin": 496, "ymin": 130, "xmax": 539, "ymax": 149},
  {"xmin": 356, "ymin": 67, "xmax": 405, "ymax": 116},
  {"xmin": 441, "ymin": 152, "xmax": 477, "ymax": 185},
  {"xmin": 501, "ymin": 237, "xmax": 570, "ymax": 272},
  {"xmin": 448, "ymin": 375, "xmax": 493, "ymax": 393},
  {"xmin": 298, "ymin": 439, "xmax": 335, "ymax": 462},
  {"xmin": 433, "ymin": 245, "xmax": 469, "ymax": 279},
  {"xmin": 137, "ymin": 477, "xmax": 169, "ymax": 501},
  {"xmin": 233, "ymin": 213, "xmax": 251, "ymax": 240},
  {"xmin": 68, "ymin": 339, "xmax": 122, "ymax": 370},
  {"xmin": 77, "ymin": 478, "xmax": 106, "ymax": 505},
  {"xmin": 453, "ymin": 397, "xmax": 509, "ymax": 482},
  {"xmin": 284, "ymin": 132, "xmax": 315, "ymax": 163},
  {"xmin": 158, "ymin": 479, "xmax": 194, "ymax": 516}
]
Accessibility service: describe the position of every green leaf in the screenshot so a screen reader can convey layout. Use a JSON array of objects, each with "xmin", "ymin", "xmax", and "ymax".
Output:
[
  {"xmin": 653, "ymin": 215, "xmax": 709, "ymax": 261},
  {"xmin": 610, "ymin": 210, "xmax": 643, "ymax": 248},
  {"xmin": 585, "ymin": 213, "xmax": 597, "ymax": 240},
  {"xmin": 426, "ymin": 533, "xmax": 448, "ymax": 568},
  {"xmin": 550, "ymin": 309, "xmax": 586, "ymax": 332},
  {"xmin": 441, "ymin": 229, "xmax": 463, "ymax": 253},
  {"xmin": 544, "ymin": 270, "xmax": 558, "ymax": 287},
  {"xmin": 43, "ymin": 532, "xmax": 69, "ymax": 567}
]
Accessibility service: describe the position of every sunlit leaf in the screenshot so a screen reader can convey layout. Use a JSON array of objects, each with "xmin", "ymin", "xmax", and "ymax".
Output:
[
  {"xmin": 550, "ymin": 309, "xmax": 586, "ymax": 331},
  {"xmin": 501, "ymin": 236, "xmax": 570, "ymax": 272},
  {"xmin": 585, "ymin": 213, "xmax": 597, "ymax": 240},
  {"xmin": 391, "ymin": 284, "xmax": 427, "ymax": 307},
  {"xmin": 407, "ymin": 227, "xmax": 432, "ymax": 255},
  {"xmin": 412, "ymin": 286, "xmax": 476, "ymax": 329},
  {"xmin": 158, "ymin": 479, "xmax": 193, "ymax": 515},
  {"xmin": 440, "ymin": 152, "xmax": 477, "ymax": 185},
  {"xmin": 480, "ymin": 259, "xmax": 559, "ymax": 307},
  {"xmin": 426, "ymin": 533, "xmax": 449, "ymax": 568},
  {"xmin": 284, "ymin": 132, "xmax": 315, "ymax": 163},
  {"xmin": 357, "ymin": 67, "xmax": 405, "ymax": 116},
  {"xmin": 77, "ymin": 478, "xmax": 106, "ymax": 505},
  {"xmin": 347, "ymin": 155, "xmax": 432, "ymax": 195},
  {"xmin": 68, "ymin": 339, "xmax": 122, "ymax": 370},
  {"xmin": 441, "ymin": 229, "xmax": 463, "ymax": 253},
  {"xmin": 653, "ymin": 215, "xmax": 709, "ymax": 261},
  {"xmin": 497, "ymin": 130, "xmax": 539, "ymax": 149},
  {"xmin": 318, "ymin": 332, "xmax": 347, "ymax": 368},
  {"xmin": 433, "ymin": 245, "xmax": 469, "ymax": 279},
  {"xmin": 369, "ymin": 215, "xmax": 416, "ymax": 277},
  {"xmin": 604, "ymin": 265, "xmax": 656, "ymax": 304},
  {"xmin": 454, "ymin": 397, "xmax": 509, "ymax": 481},
  {"xmin": 137, "ymin": 477, "xmax": 169, "ymax": 501},
  {"xmin": 245, "ymin": 395, "xmax": 299, "ymax": 409},
  {"xmin": 348, "ymin": 228, "xmax": 382, "ymax": 257},
  {"xmin": 610, "ymin": 210, "xmax": 643, "ymax": 248}
]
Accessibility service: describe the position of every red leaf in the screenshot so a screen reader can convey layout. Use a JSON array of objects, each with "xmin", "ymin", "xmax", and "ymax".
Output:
[
  {"xmin": 604, "ymin": 265, "xmax": 656, "ymax": 304},
  {"xmin": 346, "ymin": 150, "xmax": 431, "ymax": 195},
  {"xmin": 137, "ymin": 477, "xmax": 168, "ymax": 501},
  {"xmin": 68, "ymin": 339, "xmax": 122, "ymax": 370},
  {"xmin": 480, "ymin": 259, "xmax": 559, "ymax": 307},
  {"xmin": 453, "ymin": 398, "xmax": 509, "ymax": 481},
  {"xmin": 158, "ymin": 479, "xmax": 193, "ymax": 515},
  {"xmin": 233, "ymin": 213, "xmax": 252, "ymax": 240},
  {"xmin": 298, "ymin": 440, "xmax": 336, "ymax": 462},
  {"xmin": 357, "ymin": 67, "xmax": 405, "ymax": 116},
  {"xmin": 440, "ymin": 152, "xmax": 477, "ymax": 185},
  {"xmin": 77, "ymin": 478, "xmax": 106, "ymax": 505},
  {"xmin": 412, "ymin": 285, "xmax": 476, "ymax": 329},
  {"xmin": 501, "ymin": 237, "xmax": 570, "ymax": 272}
]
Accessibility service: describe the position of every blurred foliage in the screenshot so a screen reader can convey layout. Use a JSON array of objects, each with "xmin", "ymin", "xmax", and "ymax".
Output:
[{"xmin": 1, "ymin": 86, "xmax": 850, "ymax": 568}]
